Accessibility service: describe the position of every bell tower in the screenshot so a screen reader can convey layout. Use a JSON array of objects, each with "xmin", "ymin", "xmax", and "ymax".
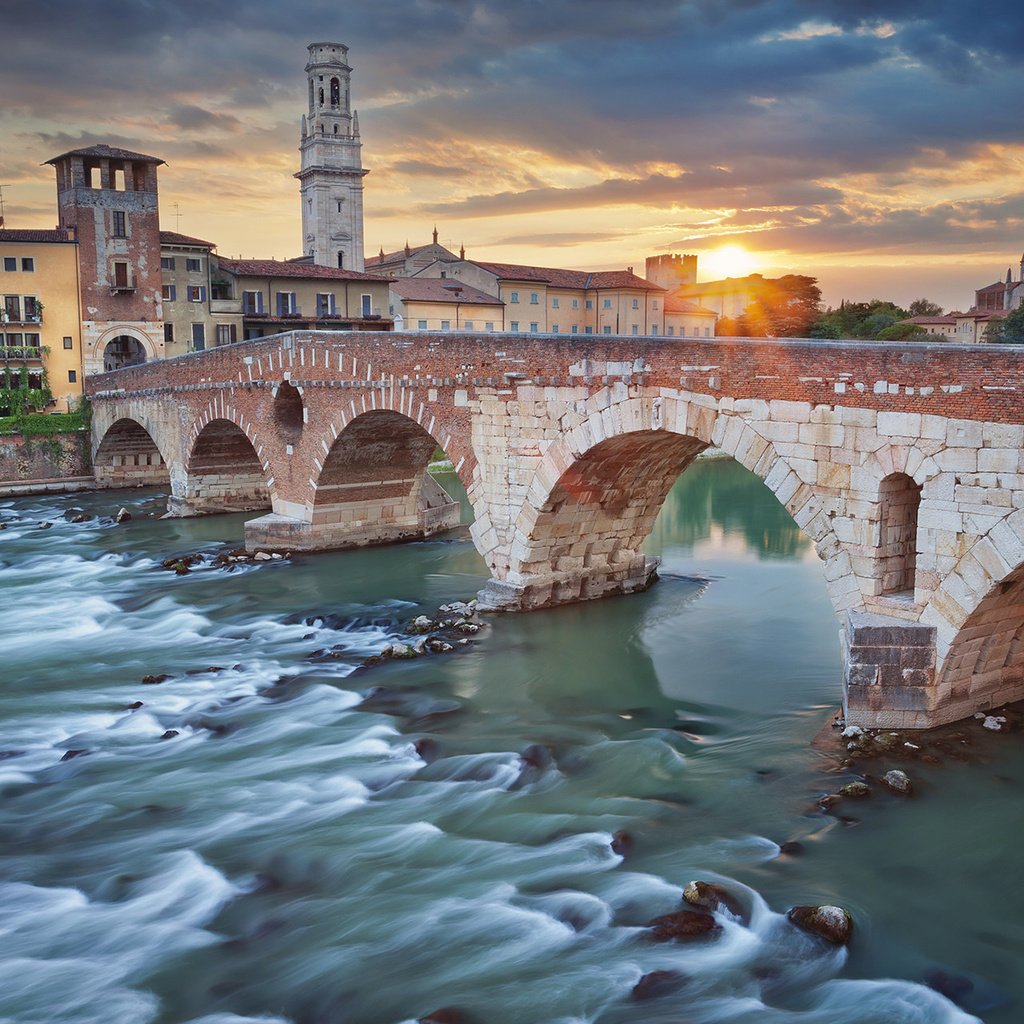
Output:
[{"xmin": 295, "ymin": 41, "xmax": 368, "ymax": 271}]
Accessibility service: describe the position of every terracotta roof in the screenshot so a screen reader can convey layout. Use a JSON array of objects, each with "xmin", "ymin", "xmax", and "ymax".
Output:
[
  {"xmin": 905, "ymin": 315, "xmax": 956, "ymax": 325},
  {"xmin": 45, "ymin": 143, "xmax": 165, "ymax": 166},
  {"xmin": 977, "ymin": 282, "xmax": 1008, "ymax": 293},
  {"xmin": 160, "ymin": 230, "xmax": 215, "ymax": 249},
  {"xmin": 664, "ymin": 298, "xmax": 718, "ymax": 316},
  {"xmin": 217, "ymin": 257, "xmax": 388, "ymax": 282},
  {"xmin": 0, "ymin": 228, "xmax": 74, "ymax": 243},
  {"xmin": 470, "ymin": 260, "xmax": 664, "ymax": 291},
  {"xmin": 389, "ymin": 277, "xmax": 503, "ymax": 306},
  {"xmin": 366, "ymin": 242, "xmax": 456, "ymax": 267}
]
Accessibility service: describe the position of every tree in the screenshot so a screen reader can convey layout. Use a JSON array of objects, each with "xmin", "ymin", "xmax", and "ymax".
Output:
[
  {"xmin": 985, "ymin": 306, "xmax": 1024, "ymax": 344},
  {"xmin": 876, "ymin": 322, "xmax": 928, "ymax": 341},
  {"xmin": 909, "ymin": 298, "xmax": 943, "ymax": 317},
  {"xmin": 740, "ymin": 275, "xmax": 822, "ymax": 337}
]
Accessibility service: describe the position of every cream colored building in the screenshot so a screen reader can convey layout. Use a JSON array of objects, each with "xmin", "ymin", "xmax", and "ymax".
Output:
[
  {"xmin": 213, "ymin": 257, "xmax": 391, "ymax": 339},
  {"xmin": 389, "ymin": 276, "xmax": 504, "ymax": 332},
  {"xmin": 664, "ymin": 298, "xmax": 718, "ymax": 338},
  {"xmin": 0, "ymin": 229, "xmax": 84, "ymax": 412},
  {"xmin": 415, "ymin": 258, "xmax": 667, "ymax": 335},
  {"xmin": 902, "ymin": 315, "xmax": 959, "ymax": 341}
]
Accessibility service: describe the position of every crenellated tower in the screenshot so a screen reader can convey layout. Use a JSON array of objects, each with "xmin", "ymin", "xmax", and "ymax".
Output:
[{"xmin": 295, "ymin": 41, "xmax": 368, "ymax": 271}]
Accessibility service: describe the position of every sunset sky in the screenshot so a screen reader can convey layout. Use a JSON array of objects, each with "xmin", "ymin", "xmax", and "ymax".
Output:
[{"xmin": 3, "ymin": 0, "xmax": 1023, "ymax": 311}]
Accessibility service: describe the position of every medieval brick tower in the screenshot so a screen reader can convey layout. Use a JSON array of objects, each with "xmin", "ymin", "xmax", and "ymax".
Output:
[
  {"xmin": 296, "ymin": 42, "xmax": 368, "ymax": 271},
  {"xmin": 46, "ymin": 144, "xmax": 166, "ymax": 374}
]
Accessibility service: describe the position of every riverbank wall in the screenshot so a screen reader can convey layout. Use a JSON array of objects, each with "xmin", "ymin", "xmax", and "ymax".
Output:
[{"xmin": 0, "ymin": 432, "xmax": 93, "ymax": 497}]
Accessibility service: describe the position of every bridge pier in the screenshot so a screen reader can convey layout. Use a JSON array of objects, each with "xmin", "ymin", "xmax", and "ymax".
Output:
[
  {"xmin": 243, "ymin": 472, "xmax": 461, "ymax": 553},
  {"xmin": 476, "ymin": 554, "xmax": 660, "ymax": 611},
  {"xmin": 842, "ymin": 611, "xmax": 938, "ymax": 729}
]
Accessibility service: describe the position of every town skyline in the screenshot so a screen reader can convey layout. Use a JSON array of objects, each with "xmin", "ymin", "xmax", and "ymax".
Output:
[{"xmin": 3, "ymin": 0, "xmax": 1023, "ymax": 311}]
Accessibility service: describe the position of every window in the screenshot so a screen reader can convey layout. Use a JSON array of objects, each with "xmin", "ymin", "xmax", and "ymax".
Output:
[
  {"xmin": 21, "ymin": 257, "xmax": 33, "ymax": 272},
  {"xmin": 417, "ymin": 319, "xmax": 427, "ymax": 330},
  {"xmin": 68, "ymin": 370, "xmax": 77, "ymax": 383},
  {"xmin": 510, "ymin": 291, "xmax": 519, "ymax": 303},
  {"xmin": 632, "ymin": 325, "xmax": 639, "ymax": 335},
  {"xmin": 552, "ymin": 324, "xmax": 559, "ymax": 333},
  {"xmin": 113, "ymin": 262, "xmax": 129, "ymax": 288},
  {"xmin": 667, "ymin": 326, "xmax": 674, "ymax": 336},
  {"xmin": 3, "ymin": 257, "xmax": 15, "ymax": 272},
  {"xmin": 216, "ymin": 324, "xmax": 237, "ymax": 345},
  {"xmin": 244, "ymin": 328, "xmax": 263, "ymax": 340},
  {"xmin": 162, "ymin": 284, "xmax": 176, "ymax": 301},
  {"xmin": 603, "ymin": 298, "xmax": 612, "ymax": 309},
  {"xmin": 440, "ymin": 320, "xmax": 451, "ymax": 331},
  {"xmin": 552, "ymin": 297, "xmax": 560, "ymax": 309},
  {"xmin": 24, "ymin": 296, "xmax": 39, "ymax": 320},
  {"xmin": 316, "ymin": 292, "xmax": 336, "ymax": 317},
  {"xmin": 164, "ymin": 323, "xmax": 174, "ymax": 343},
  {"xmin": 603, "ymin": 326, "xmax": 612, "ymax": 334},
  {"xmin": 485, "ymin": 321, "xmax": 495, "ymax": 332},
  {"xmin": 3, "ymin": 332, "xmax": 23, "ymax": 345},
  {"xmin": 63, "ymin": 336, "xmax": 73, "ymax": 349},
  {"xmin": 24, "ymin": 332, "xmax": 40, "ymax": 348},
  {"xmin": 571, "ymin": 298, "xmax": 579, "ymax": 309},
  {"xmin": 530, "ymin": 292, "xmax": 539, "ymax": 304},
  {"xmin": 464, "ymin": 320, "xmax": 474, "ymax": 331},
  {"xmin": 705, "ymin": 327, "xmax": 711, "ymax": 337},
  {"xmin": 113, "ymin": 168, "xmax": 125, "ymax": 191},
  {"xmin": 242, "ymin": 291, "xmax": 264, "ymax": 314},
  {"xmin": 571, "ymin": 324, "xmax": 578, "ymax": 334},
  {"xmin": 651, "ymin": 326, "xmax": 658, "ymax": 335},
  {"xmin": 161, "ymin": 256, "xmax": 175, "ymax": 271},
  {"xmin": 336, "ymin": 199, "xmax": 344, "ymax": 213},
  {"xmin": 510, "ymin": 320, "xmax": 519, "ymax": 332},
  {"xmin": 186, "ymin": 257, "xmax": 202, "ymax": 273},
  {"xmin": 275, "ymin": 292, "xmax": 297, "ymax": 315},
  {"xmin": 361, "ymin": 293, "xmax": 372, "ymax": 317},
  {"xmin": 187, "ymin": 285, "xmax": 206, "ymax": 303},
  {"xmin": 585, "ymin": 299, "xmax": 593, "ymax": 310},
  {"xmin": 191, "ymin": 323, "xmax": 206, "ymax": 351},
  {"xmin": 529, "ymin": 322, "xmax": 538, "ymax": 333},
  {"xmin": 337, "ymin": 251, "xmax": 345, "ymax": 268},
  {"xmin": 693, "ymin": 327, "xmax": 700, "ymax": 337},
  {"xmin": 3, "ymin": 295, "xmax": 21, "ymax": 320},
  {"xmin": 584, "ymin": 326, "xmax": 593, "ymax": 334},
  {"xmin": 651, "ymin": 300, "xmax": 659, "ymax": 310},
  {"xmin": 112, "ymin": 211, "xmax": 126, "ymax": 237},
  {"xmin": 631, "ymin": 298, "xmax": 639, "ymax": 309}
]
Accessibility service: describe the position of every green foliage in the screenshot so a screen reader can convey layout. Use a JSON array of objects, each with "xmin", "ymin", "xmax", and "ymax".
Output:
[
  {"xmin": 876, "ymin": 322, "xmax": 929, "ymax": 341},
  {"xmin": 908, "ymin": 298, "xmax": 943, "ymax": 317},
  {"xmin": 736, "ymin": 275, "xmax": 823, "ymax": 338},
  {"xmin": 984, "ymin": 305, "xmax": 1024, "ymax": 344},
  {"xmin": 806, "ymin": 298, "xmax": 934, "ymax": 341},
  {"xmin": 0, "ymin": 364, "xmax": 53, "ymax": 417}
]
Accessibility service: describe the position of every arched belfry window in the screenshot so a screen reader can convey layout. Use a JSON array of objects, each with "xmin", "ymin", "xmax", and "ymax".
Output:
[
  {"xmin": 330, "ymin": 77, "xmax": 340, "ymax": 107},
  {"xmin": 318, "ymin": 87, "xmax": 324, "ymax": 107},
  {"xmin": 878, "ymin": 472, "xmax": 922, "ymax": 596},
  {"xmin": 337, "ymin": 251, "xmax": 345, "ymax": 269},
  {"xmin": 308, "ymin": 80, "xmax": 314, "ymax": 109}
]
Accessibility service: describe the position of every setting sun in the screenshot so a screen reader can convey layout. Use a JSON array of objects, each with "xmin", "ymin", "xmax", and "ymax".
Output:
[{"xmin": 703, "ymin": 244, "xmax": 759, "ymax": 279}]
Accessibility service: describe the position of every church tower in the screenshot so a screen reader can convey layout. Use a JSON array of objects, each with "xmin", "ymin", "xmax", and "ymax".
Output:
[{"xmin": 295, "ymin": 42, "xmax": 368, "ymax": 271}]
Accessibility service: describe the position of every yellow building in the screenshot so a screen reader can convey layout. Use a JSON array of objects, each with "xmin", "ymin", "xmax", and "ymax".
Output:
[
  {"xmin": 388, "ymin": 276, "xmax": 504, "ymax": 331},
  {"xmin": 664, "ymin": 298, "xmax": 719, "ymax": 338},
  {"xmin": 0, "ymin": 228, "xmax": 84, "ymax": 412}
]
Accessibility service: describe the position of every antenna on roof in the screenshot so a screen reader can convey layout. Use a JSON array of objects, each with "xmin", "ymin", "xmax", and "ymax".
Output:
[{"xmin": 172, "ymin": 202, "xmax": 182, "ymax": 231}]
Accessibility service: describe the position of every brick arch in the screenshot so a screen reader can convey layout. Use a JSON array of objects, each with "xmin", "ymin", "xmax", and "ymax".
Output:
[
  {"xmin": 178, "ymin": 414, "xmax": 274, "ymax": 516},
  {"xmin": 485, "ymin": 395, "xmax": 854, "ymax": 615},
  {"xmin": 307, "ymin": 408, "xmax": 463, "ymax": 549},
  {"xmin": 94, "ymin": 416, "xmax": 171, "ymax": 488}
]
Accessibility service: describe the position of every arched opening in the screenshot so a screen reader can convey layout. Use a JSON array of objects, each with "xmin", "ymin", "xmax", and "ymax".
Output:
[
  {"xmin": 311, "ymin": 411, "xmax": 459, "ymax": 549},
  {"xmin": 185, "ymin": 419, "xmax": 271, "ymax": 514},
  {"xmin": 938, "ymin": 565, "xmax": 1024, "ymax": 716},
  {"xmin": 509, "ymin": 431, "xmax": 708, "ymax": 604},
  {"xmin": 273, "ymin": 382, "xmax": 304, "ymax": 443},
  {"xmin": 330, "ymin": 77, "xmax": 340, "ymax": 107},
  {"xmin": 94, "ymin": 418, "xmax": 169, "ymax": 488},
  {"xmin": 103, "ymin": 335, "xmax": 147, "ymax": 373},
  {"xmin": 318, "ymin": 86, "xmax": 324, "ymax": 107},
  {"xmin": 878, "ymin": 472, "xmax": 921, "ymax": 596},
  {"xmin": 337, "ymin": 251, "xmax": 345, "ymax": 269}
]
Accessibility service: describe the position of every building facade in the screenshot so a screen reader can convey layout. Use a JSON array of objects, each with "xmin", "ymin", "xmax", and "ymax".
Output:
[
  {"xmin": 0, "ymin": 229, "xmax": 84, "ymax": 412},
  {"xmin": 296, "ymin": 42, "xmax": 367, "ymax": 271},
  {"xmin": 975, "ymin": 256, "xmax": 1024, "ymax": 312},
  {"xmin": 388, "ymin": 276, "xmax": 504, "ymax": 332},
  {"xmin": 45, "ymin": 144, "xmax": 167, "ymax": 374}
]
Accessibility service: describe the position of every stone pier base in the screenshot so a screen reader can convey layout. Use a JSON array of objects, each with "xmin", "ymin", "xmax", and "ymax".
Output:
[
  {"xmin": 166, "ymin": 495, "xmax": 270, "ymax": 517},
  {"xmin": 477, "ymin": 555, "xmax": 660, "ymax": 612},
  {"xmin": 244, "ymin": 501, "xmax": 461, "ymax": 553},
  {"xmin": 842, "ymin": 610, "xmax": 939, "ymax": 729}
]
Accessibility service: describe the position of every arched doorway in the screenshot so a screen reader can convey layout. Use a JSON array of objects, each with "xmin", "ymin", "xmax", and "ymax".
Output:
[{"xmin": 103, "ymin": 335, "xmax": 147, "ymax": 372}]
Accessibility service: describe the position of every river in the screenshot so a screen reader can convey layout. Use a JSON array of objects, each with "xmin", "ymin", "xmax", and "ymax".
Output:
[{"xmin": 0, "ymin": 458, "xmax": 1020, "ymax": 1024}]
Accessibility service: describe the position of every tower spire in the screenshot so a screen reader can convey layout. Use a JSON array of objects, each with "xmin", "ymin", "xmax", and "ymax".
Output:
[{"xmin": 432, "ymin": 225, "xmax": 438, "ymax": 245}]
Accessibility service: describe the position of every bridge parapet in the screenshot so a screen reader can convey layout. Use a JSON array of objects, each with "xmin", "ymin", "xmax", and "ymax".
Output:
[{"xmin": 86, "ymin": 331, "xmax": 1024, "ymax": 729}]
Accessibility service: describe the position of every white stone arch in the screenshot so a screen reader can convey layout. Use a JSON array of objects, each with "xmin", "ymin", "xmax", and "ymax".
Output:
[
  {"xmin": 493, "ymin": 393, "xmax": 856, "ymax": 618},
  {"xmin": 92, "ymin": 409, "xmax": 173, "ymax": 488},
  {"xmin": 93, "ymin": 325, "xmax": 159, "ymax": 373}
]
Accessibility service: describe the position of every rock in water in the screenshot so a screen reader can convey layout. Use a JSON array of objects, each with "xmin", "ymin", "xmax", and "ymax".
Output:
[
  {"xmin": 115, "ymin": 507, "xmax": 131, "ymax": 523},
  {"xmin": 787, "ymin": 904, "xmax": 853, "ymax": 945},
  {"xmin": 881, "ymin": 769, "xmax": 913, "ymax": 795},
  {"xmin": 632, "ymin": 970, "xmax": 686, "ymax": 1000},
  {"xmin": 839, "ymin": 781, "xmax": 871, "ymax": 798},
  {"xmin": 682, "ymin": 880, "xmax": 745, "ymax": 920},
  {"xmin": 646, "ymin": 909, "xmax": 720, "ymax": 942}
]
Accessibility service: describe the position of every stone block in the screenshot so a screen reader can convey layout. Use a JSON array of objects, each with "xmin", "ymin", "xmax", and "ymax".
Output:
[{"xmin": 877, "ymin": 411, "xmax": 922, "ymax": 438}]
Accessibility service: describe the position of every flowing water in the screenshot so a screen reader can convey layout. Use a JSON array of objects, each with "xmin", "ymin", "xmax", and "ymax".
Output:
[{"xmin": 0, "ymin": 459, "xmax": 1021, "ymax": 1024}]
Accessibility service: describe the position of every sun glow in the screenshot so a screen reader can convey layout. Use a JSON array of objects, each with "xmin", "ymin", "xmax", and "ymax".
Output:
[{"xmin": 703, "ymin": 244, "xmax": 759, "ymax": 279}]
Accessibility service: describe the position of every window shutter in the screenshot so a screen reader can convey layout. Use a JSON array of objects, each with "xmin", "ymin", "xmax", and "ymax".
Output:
[
  {"xmin": 230, "ymin": 324, "xmax": 237, "ymax": 342},
  {"xmin": 200, "ymin": 286, "xmax": 207, "ymax": 303},
  {"xmin": 276, "ymin": 292, "xmax": 283, "ymax": 316}
]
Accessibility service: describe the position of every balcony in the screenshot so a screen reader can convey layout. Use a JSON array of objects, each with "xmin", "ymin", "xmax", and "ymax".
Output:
[
  {"xmin": 1, "ymin": 313, "xmax": 42, "ymax": 326},
  {"xmin": 110, "ymin": 283, "xmax": 136, "ymax": 294},
  {"xmin": 1, "ymin": 346, "xmax": 44, "ymax": 363}
]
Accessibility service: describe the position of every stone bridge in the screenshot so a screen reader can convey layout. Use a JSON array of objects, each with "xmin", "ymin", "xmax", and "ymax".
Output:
[{"xmin": 86, "ymin": 331, "xmax": 1024, "ymax": 730}]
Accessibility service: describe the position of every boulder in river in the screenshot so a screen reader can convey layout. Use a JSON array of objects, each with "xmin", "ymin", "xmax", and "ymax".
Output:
[
  {"xmin": 880, "ymin": 768, "xmax": 913, "ymax": 795},
  {"xmin": 779, "ymin": 840, "xmax": 805, "ymax": 856},
  {"xmin": 141, "ymin": 673, "xmax": 171, "ymax": 685},
  {"xmin": 838, "ymin": 781, "xmax": 871, "ymax": 799},
  {"xmin": 646, "ymin": 909, "xmax": 721, "ymax": 942},
  {"xmin": 682, "ymin": 880, "xmax": 745, "ymax": 921},
  {"xmin": 114, "ymin": 507, "xmax": 131, "ymax": 523},
  {"xmin": 418, "ymin": 1008, "xmax": 474, "ymax": 1024},
  {"xmin": 409, "ymin": 615, "xmax": 435, "ymax": 634},
  {"xmin": 632, "ymin": 969, "xmax": 687, "ymax": 1000},
  {"xmin": 787, "ymin": 904, "xmax": 853, "ymax": 945}
]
